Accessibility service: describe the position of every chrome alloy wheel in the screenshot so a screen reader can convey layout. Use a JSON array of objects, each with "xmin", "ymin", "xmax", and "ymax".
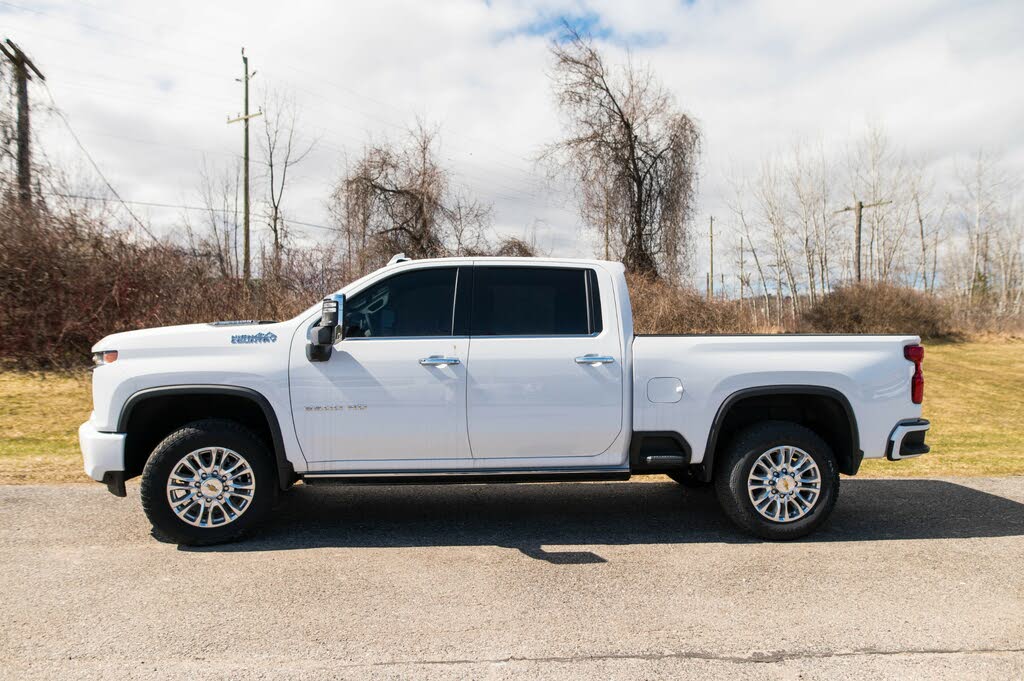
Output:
[
  {"xmin": 165, "ymin": 447, "xmax": 256, "ymax": 528},
  {"xmin": 746, "ymin": 445, "xmax": 821, "ymax": 523}
]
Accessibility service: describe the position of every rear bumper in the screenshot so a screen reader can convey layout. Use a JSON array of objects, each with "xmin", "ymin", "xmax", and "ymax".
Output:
[
  {"xmin": 886, "ymin": 419, "xmax": 930, "ymax": 461},
  {"xmin": 79, "ymin": 421, "xmax": 127, "ymax": 496}
]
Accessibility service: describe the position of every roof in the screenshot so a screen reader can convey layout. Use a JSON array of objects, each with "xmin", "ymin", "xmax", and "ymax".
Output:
[{"xmin": 385, "ymin": 255, "xmax": 621, "ymax": 268}]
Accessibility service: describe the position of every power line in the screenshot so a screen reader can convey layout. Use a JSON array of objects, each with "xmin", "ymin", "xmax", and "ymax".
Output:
[
  {"xmin": 4, "ymin": 9, "xmax": 558, "ymax": 204},
  {"xmin": 42, "ymin": 191, "xmax": 340, "ymax": 233},
  {"xmin": 2, "ymin": 1, "xmax": 555, "ymax": 186},
  {"xmin": 41, "ymin": 75, "xmax": 556, "ymax": 207},
  {"xmin": 39, "ymin": 81, "xmax": 157, "ymax": 240},
  {"xmin": 4, "ymin": 7, "xmax": 586, "ymax": 236}
]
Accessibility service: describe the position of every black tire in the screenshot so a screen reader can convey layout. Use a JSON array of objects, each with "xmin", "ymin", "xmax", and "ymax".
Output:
[
  {"xmin": 667, "ymin": 469, "xmax": 712, "ymax": 489},
  {"xmin": 140, "ymin": 419, "xmax": 276, "ymax": 546},
  {"xmin": 714, "ymin": 421, "xmax": 839, "ymax": 540}
]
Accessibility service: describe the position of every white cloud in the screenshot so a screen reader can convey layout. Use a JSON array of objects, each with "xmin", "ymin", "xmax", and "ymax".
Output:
[{"xmin": 4, "ymin": 0, "xmax": 1021, "ymax": 279}]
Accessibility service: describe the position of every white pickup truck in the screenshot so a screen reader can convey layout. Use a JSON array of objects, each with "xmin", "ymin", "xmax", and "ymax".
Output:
[{"xmin": 80, "ymin": 256, "xmax": 930, "ymax": 544}]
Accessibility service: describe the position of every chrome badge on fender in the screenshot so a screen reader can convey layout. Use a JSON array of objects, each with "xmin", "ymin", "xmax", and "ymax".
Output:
[{"xmin": 231, "ymin": 332, "xmax": 278, "ymax": 344}]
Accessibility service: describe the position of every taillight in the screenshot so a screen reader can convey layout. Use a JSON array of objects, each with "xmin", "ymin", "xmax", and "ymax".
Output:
[{"xmin": 904, "ymin": 344, "xmax": 924, "ymax": 404}]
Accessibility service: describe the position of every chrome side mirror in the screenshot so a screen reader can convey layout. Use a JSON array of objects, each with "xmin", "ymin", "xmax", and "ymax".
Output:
[{"xmin": 307, "ymin": 294, "xmax": 345, "ymax": 362}]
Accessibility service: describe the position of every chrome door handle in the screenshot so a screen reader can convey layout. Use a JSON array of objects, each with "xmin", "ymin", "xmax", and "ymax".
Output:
[
  {"xmin": 575, "ymin": 354, "xmax": 615, "ymax": 365},
  {"xmin": 419, "ymin": 356, "xmax": 461, "ymax": 366}
]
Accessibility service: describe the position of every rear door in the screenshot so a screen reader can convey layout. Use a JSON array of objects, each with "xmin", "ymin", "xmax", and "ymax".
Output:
[{"xmin": 466, "ymin": 264, "xmax": 623, "ymax": 462}]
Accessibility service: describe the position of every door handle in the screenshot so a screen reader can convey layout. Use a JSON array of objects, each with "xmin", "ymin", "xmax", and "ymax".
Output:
[
  {"xmin": 419, "ymin": 356, "xmax": 461, "ymax": 366},
  {"xmin": 575, "ymin": 354, "xmax": 615, "ymax": 366}
]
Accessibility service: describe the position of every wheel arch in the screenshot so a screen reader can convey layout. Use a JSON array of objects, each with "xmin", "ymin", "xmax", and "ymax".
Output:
[
  {"xmin": 118, "ymin": 385, "xmax": 295, "ymax": 490},
  {"xmin": 699, "ymin": 385, "xmax": 862, "ymax": 481}
]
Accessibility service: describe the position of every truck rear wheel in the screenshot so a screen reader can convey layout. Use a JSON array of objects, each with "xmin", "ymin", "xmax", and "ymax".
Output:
[
  {"xmin": 714, "ymin": 421, "xmax": 839, "ymax": 540},
  {"xmin": 140, "ymin": 419, "xmax": 276, "ymax": 546}
]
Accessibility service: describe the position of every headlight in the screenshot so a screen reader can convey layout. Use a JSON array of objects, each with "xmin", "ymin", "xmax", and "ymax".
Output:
[{"xmin": 91, "ymin": 350, "xmax": 118, "ymax": 366}]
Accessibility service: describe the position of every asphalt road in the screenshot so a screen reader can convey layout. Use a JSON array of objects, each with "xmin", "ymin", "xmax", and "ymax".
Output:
[{"xmin": 1, "ymin": 477, "xmax": 1023, "ymax": 680}]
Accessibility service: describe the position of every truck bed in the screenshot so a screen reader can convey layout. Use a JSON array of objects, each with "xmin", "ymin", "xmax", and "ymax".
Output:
[{"xmin": 631, "ymin": 334, "xmax": 922, "ymax": 465}]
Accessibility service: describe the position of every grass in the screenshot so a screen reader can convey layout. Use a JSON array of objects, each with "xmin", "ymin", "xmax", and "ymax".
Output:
[
  {"xmin": 857, "ymin": 338, "xmax": 1024, "ymax": 477},
  {"xmin": 0, "ymin": 338, "xmax": 1022, "ymax": 484},
  {"xmin": 0, "ymin": 370, "xmax": 93, "ymax": 483}
]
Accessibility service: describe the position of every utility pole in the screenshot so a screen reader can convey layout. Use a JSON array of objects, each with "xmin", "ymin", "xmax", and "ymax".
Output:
[
  {"xmin": 0, "ymin": 39, "xmax": 45, "ymax": 210},
  {"xmin": 835, "ymin": 199, "xmax": 891, "ymax": 283},
  {"xmin": 708, "ymin": 216, "xmax": 715, "ymax": 299},
  {"xmin": 227, "ymin": 48, "xmax": 261, "ymax": 282}
]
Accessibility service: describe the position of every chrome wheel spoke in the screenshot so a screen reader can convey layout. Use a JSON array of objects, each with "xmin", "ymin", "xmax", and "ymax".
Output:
[
  {"xmin": 747, "ymin": 445, "xmax": 821, "ymax": 524},
  {"xmin": 167, "ymin": 447, "xmax": 255, "ymax": 529}
]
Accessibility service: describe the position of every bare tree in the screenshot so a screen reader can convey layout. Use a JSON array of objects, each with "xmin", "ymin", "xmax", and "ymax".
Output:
[
  {"xmin": 186, "ymin": 160, "xmax": 243, "ymax": 280},
  {"xmin": 788, "ymin": 140, "xmax": 838, "ymax": 303},
  {"xmin": 907, "ymin": 162, "xmax": 947, "ymax": 293},
  {"xmin": 846, "ymin": 125, "xmax": 913, "ymax": 283},
  {"xmin": 261, "ymin": 90, "xmax": 315, "ymax": 277},
  {"xmin": 953, "ymin": 151, "xmax": 1012, "ymax": 303},
  {"xmin": 330, "ymin": 123, "xmax": 491, "ymax": 276},
  {"xmin": 727, "ymin": 174, "xmax": 771, "ymax": 322},
  {"xmin": 543, "ymin": 26, "xmax": 701, "ymax": 280}
]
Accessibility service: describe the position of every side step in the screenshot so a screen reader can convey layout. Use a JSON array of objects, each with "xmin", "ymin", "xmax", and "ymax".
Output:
[
  {"xmin": 302, "ymin": 468, "xmax": 631, "ymax": 486},
  {"xmin": 643, "ymin": 455, "xmax": 686, "ymax": 467}
]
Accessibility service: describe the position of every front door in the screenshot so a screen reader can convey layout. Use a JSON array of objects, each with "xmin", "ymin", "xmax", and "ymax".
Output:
[
  {"xmin": 289, "ymin": 266, "xmax": 472, "ymax": 470},
  {"xmin": 466, "ymin": 265, "xmax": 624, "ymax": 463}
]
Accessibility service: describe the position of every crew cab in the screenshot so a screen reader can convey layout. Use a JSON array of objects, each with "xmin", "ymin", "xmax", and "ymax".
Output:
[{"xmin": 79, "ymin": 256, "xmax": 930, "ymax": 544}]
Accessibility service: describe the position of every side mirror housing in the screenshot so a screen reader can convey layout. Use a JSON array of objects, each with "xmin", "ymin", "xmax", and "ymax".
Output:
[{"xmin": 306, "ymin": 294, "xmax": 345, "ymax": 362}]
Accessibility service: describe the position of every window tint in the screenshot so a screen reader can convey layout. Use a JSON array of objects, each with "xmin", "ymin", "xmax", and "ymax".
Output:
[
  {"xmin": 343, "ymin": 267, "xmax": 457, "ymax": 338},
  {"xmin": 472, "ymin": 267, "xmax": 597, "ymax": 336}
]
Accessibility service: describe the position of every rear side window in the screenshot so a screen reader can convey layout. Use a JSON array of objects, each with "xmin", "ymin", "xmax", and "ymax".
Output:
[
  {"xmin": 471, "ymin": 267, "xmax": 601, "ymax": 336},
  {"xmin": 343, "ymin": 267, "xmax": 457, "ymax": 338}
]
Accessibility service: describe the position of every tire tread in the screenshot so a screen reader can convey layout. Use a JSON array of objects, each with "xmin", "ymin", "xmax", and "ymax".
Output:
[
  {"xmin": 139, "ymin": 419, "xmax": 275, "ymax": 546},
  {"xmin": 714, "ymin": 420, "xmax": 840, "ymax": 540}
]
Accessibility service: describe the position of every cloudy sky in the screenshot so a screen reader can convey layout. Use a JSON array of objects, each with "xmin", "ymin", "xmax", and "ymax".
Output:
[{"xmin": 4, "ymin": 0, "xmax": 1023, "ymax": 281}]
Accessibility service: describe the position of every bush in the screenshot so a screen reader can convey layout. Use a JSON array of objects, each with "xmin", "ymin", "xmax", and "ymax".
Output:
[
  {"xmin": 0, "ymin": 200, "xmax": 328, "ymax": 368},
  {"xmin": 801, "ymin": 282, "xmax": 954, "ymax": 338},
  {"xmin": 626, "ymin": 273, "xmax": 762, "ymax": 334}
]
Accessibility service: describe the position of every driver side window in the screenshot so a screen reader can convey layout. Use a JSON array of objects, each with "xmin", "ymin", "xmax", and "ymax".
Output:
[{"xmin": 343, "ymin": 267, "xmax": 457, "ymax": 338}]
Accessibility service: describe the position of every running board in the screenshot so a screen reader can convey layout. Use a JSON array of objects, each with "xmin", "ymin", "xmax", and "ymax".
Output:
[
  {"xmin": 643, "ymin": 455, "xmax": 686, "ymax": 467},
  {"xmin": 301, "ymin": 467, "xmax": 631, "ymax": 486}
]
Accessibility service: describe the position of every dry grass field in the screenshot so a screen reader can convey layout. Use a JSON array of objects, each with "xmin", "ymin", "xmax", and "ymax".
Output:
[
  {"xmin": 858, "ymin": 338, "xmax": 1024, "ymax": 477},
  {"xmin": 0, "ymin": 370, "xmax": 92, "ymax": 483},
  {"xmin": 1, "ymin": 338, "xmax": 1021, "ymax": 484}
]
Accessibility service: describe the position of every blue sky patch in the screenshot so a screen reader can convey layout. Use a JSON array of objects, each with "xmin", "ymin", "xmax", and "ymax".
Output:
[{"xmin": 499, "ymin": 9, "xmax": 665, "ymax": 47}]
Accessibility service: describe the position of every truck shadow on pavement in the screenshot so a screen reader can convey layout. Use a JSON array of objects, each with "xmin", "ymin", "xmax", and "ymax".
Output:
[{"xmin": 181, "ymin": 479, "xmax": 1024, "ymax": 562}]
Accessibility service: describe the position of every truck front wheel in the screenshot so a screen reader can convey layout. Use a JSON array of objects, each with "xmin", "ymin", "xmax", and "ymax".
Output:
[
  {"xmin": 714, "ymin": 421, "xmax": 839, "ymax": 540},
  {"xmin": 140, "ymin": 419, "xmax": 276, "ymax": 546}
]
